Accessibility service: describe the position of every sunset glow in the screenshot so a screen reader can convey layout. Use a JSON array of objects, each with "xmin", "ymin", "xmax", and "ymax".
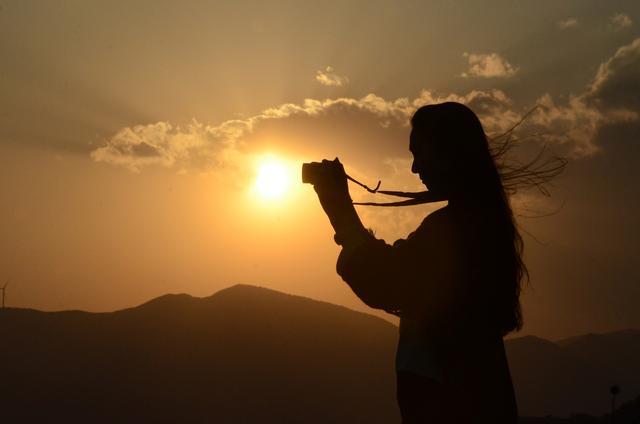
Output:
[
  {"xmin": 2, "ymin": 1, "xmax": 639, "ymax": 348},
  {"xmin": 4, "ymin": 1, "xmax": 640, "ymax": 420}
]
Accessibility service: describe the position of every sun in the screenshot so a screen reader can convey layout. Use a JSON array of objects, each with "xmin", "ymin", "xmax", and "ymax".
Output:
[{"xmin": 254, "ymin": 158, "xmax": 291, "ymax": 200}]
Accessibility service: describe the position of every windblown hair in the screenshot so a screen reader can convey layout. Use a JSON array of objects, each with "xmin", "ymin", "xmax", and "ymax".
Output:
[{"xmin": 411, "ymin": 103, "xmax": 565, "ymax": 335}]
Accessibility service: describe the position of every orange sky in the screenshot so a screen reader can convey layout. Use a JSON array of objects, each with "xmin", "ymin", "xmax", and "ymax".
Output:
[{"xmin": 1, "ymin": 1, "xmax": 639, "ymax": 339}]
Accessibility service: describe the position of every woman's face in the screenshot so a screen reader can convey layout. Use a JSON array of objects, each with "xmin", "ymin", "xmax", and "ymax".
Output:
[{"xmin": 409, "ymin": 128, "xmax": 452, "ymax": 194}]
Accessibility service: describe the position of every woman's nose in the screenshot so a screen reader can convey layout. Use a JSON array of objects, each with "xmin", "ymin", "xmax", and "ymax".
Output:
[{"xmin": 411, "ymin": 159, "xmax": 418, "ymax": 174}]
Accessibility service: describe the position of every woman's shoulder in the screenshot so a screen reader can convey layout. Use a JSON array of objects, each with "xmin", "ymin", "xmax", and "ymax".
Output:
[
  {"xmin": 416, "ymin": 205, "xmax": 457, "ymax": 233},
  {"xmin": 410, "ymin": 205, "xmax": 473, "ymax": 252}
]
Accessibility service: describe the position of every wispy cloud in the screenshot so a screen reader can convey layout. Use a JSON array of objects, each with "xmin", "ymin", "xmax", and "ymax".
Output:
[
  {"xmin": 609, "ymin": 13, "xmax": 633, "ymax": 30},
  {"xmin": 315, "ymin": 66, "xmax": 349, "ymax": 87},
  {"xmin": 461, "ymin": 52, "xmax": 518, "ymax": 78},
  {"xmin": 588, "ymin": 37, "xmax": 640, "ymax": 113},
  {"xmin": 557, "ymin": 17, "xmax": 579, "ymax": 30},
  {"xmin": 525, "ymin": 94, "xmax": 604, "ymax": 157}
]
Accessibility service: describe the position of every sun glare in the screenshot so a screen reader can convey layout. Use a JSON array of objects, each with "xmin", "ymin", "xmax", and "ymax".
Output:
[{"xmin": 255, "ymin": 158, "xmax": 291, "ymax": 200}]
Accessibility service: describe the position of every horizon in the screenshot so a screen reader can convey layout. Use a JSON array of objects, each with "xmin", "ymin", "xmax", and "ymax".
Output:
[{"xmin": 4, "ymin": 281, "xmax": 639, "ymax": 343}]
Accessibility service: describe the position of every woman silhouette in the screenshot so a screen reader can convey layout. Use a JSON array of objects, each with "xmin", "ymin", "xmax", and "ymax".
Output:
[{"xmin": 312, "ymin": 102, "xmax": 533, "ymax": 423}]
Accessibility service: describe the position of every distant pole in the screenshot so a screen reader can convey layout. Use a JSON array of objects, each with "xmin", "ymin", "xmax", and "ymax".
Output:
[
  {"xmin": 0, "ymin": 279, "xmax": 8, "ymax": 309},
  {"xmin": 610, "ymin": 385, "xmax": 620, "ymax": 424}
]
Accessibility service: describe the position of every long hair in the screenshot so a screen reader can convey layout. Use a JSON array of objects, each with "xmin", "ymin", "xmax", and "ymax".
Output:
[{"xmin": 411, "ymin": 102, "xmax": 565, "ymax": 335}]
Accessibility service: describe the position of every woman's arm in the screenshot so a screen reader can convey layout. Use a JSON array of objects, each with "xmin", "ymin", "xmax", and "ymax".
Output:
[
  {"xmin": 337, "ymin": 211, "xmax": 462, "ymax": 318},
  {"xmin": 311, "ymin": 159, "xmax": 460, "ymax": 316},
  {"xmin": 337, "ymin": 236, "xmax": 406, "ymax": 311},
  {"xmin": 311, "ymin": 159, "xmax": 371, "ymax": 246}
]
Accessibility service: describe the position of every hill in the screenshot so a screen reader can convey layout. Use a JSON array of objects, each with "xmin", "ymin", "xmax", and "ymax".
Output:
[
  {"xmin": 507, "ymin": 330, "xmax": 640, "ymax": 417},
  {"xmin": 0, "ymin": 285, "xmax": 399, "ymax": 423},
  {"xmin": 1, "ymin": 284, "xmax": 639, "ymax": 422}
]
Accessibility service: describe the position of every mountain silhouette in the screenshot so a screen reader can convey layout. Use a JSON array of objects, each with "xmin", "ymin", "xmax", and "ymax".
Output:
[
  {"xmin": 507, "ymin": 329, "xmax": 640, "ymax": 417},
  {"xmin": 1, "ymin": 284, "xmax": 638, "ymax": 422},
  {"xmin": 0, "ymin": 285, "xmax": 399, "ymax": 423}
]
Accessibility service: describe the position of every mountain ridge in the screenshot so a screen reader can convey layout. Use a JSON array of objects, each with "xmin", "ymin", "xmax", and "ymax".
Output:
[{"xmin": 1, "ymin": 284, "xmax": 638, "ymax": 421}]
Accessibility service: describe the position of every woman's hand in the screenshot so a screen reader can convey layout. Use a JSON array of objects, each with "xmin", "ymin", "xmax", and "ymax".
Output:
[
  {"xmin": 311, "ymin": 158, "xmax": 367, "ymax": 245},
  {"xmin": 312, "ymin": 158, "xmax": 351, "ymax": 209}
]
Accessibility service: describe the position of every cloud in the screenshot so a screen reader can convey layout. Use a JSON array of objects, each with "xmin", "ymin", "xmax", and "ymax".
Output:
[
  {"xmin": 90, "ymin": 120, "xmax": 247, "ymax": 172},
  {"xmin": 609, "ymin": 13, "xmax": 633, "ymax": 30},
  {"xmin": 315, "ymin": 66, "xmax": 349, "ymax": 87},
  {"xmin": 557, "ymin": 18, "xmax": 579, "ymax": 30},
  {"xmin": 587, "ymin": 37, "xmax": 640, "ymax": 113},
  {"xmin": 90, "ymin": 89, "xmax": 518, "ymax": 173},
  {"xmin": 461, "ymin": 52, "xmax": 519, "ymax": 78},
  {"xmin": 525, "ymin": 94, "xmax": 604, "ymax": 157},
  {"xmin": 519, "ymin": 37, "xmax": 640, "ymax": 158},
  {"xmin": 91, "ymin": 38, "xmax": 640, "ymax": 172},
  {"xmin": 91, "ymin": 95, "xmax": 410, "ymax": 172}
]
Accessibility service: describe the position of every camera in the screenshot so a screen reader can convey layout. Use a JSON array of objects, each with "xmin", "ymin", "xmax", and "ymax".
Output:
[
  {"xmin": 302, "ymin": 159, "xmax": 344, "ymax": 185},
  {"xmin": 301, "ymin": 161, "xmax": 324, "ymax": 185}
]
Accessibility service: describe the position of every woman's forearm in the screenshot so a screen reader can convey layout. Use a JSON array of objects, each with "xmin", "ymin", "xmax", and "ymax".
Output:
[{"xmin": 327, "ymin": 202, "xmax": 369, "ymax": 246}]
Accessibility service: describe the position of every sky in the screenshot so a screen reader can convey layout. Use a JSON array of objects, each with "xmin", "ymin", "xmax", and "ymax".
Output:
[{"xmin": 1, "ymin": 0, "xmax": 639, "ymax": 340}]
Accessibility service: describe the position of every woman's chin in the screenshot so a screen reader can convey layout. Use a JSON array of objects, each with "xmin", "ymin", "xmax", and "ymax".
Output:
[{"xmin": 424, "ymin": 184, "xmax": 444, "ymax": 195}]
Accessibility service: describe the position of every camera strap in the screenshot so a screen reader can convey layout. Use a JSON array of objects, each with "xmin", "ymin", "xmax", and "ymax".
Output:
[{"xmin": 345, "ymin": 173, "xmax": 447, "ymax": 207}]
